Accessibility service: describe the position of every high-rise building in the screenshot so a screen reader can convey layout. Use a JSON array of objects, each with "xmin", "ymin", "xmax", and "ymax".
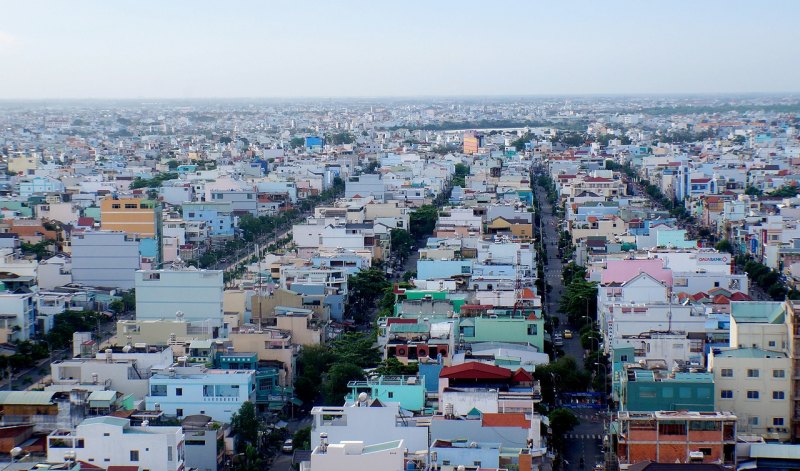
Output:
[{"xmin": 463, "ymin": 131, "xmax": 484, "ymax": 154}]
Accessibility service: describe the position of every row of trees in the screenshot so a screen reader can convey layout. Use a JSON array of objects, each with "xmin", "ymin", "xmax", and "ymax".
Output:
[
  {"xmin": 736, "ymin": 255, "xmax": 800, "ymax": 300},
  {"xmin": 450, "ymin": 163, "xmax": 470, "ymax": 188},
  {"xmin": 130, "ymin": 172, "xmax": 179, "ymax": 189}
]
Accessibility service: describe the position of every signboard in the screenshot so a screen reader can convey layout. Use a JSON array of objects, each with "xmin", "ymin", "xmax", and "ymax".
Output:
[
  {"xmin": 750, "ymin": 237, "xmax": 758, "ymax": 254},
  {"xmin": 697, "ymin": 254, "xmax": 730, "ymax": 265}
]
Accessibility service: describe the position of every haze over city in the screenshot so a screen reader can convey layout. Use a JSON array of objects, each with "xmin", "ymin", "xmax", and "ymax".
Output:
[{"xmin": 2, "ymin": 0, "xmax": 800, "ymax": 99}]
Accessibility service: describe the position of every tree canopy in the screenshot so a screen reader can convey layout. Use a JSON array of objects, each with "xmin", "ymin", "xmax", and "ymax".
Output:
[{"xmin": 410, "ymin": 205, "xmax": 439, "ymax": 239}]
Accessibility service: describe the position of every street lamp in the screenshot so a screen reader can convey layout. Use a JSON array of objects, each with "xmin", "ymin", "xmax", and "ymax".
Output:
[{"xmin": 594, "ymin": 362, "xmax": 609, "ymax": 411}]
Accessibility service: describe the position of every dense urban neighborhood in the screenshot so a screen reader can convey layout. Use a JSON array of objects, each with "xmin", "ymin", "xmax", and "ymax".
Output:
[{"xmin": 1, "ymin": 95, "xmax": 800, "ymax": 471}]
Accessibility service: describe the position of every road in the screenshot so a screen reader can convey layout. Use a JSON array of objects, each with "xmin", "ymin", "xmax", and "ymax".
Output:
[
  {"xmin": 268, "ymin": 416, "xmax": 313, "ymax": 471},
  {"xmin": 533, "ymin": 176, "xmax": 604, "ymax": 470}
]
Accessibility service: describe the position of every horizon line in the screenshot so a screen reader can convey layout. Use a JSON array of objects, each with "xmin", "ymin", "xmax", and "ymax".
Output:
[{"xmin": 1, "ymin": 91, "xmax": 799, "ymax": 102}]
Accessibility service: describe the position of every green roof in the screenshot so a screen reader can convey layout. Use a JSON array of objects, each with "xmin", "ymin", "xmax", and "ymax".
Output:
[
  {"xmin": 0, "ymin": 391, "xmax": 57, "ymax": 406},
  {"xmin": 362, "ymin": 440, "xmax": 402, "ymax": 454},
  {"xmin": 389, "ymin": 324, "xmax": 428, "ymax": 333},
  {"xmin": 81, "ymin": 416, "xmax": 129, "ymax": 427},
  {"xmin": 87, "ymin": 390, "xmax": 118, "ymax": 402},
  {"xmin": 714, "ymin": 347, "xmax": 787, "ymax": 359},
  {"xmin": 730, "ymin": 301, "xmax": 786, "ymax": 324}
]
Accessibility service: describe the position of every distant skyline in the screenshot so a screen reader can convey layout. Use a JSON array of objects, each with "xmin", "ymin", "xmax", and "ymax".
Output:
[{"xmin": 2, "ymin": 1, "xmax": 799, "ymax": 99}]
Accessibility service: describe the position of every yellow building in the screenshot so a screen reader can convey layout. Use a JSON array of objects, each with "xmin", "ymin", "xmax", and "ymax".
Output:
[
  {"xmin": 7, "ymin": 153, "xmax": 38, "ymax": 175},
  {"xmin": 463, "ymin": 132, "xmax": 482, "ymax": 155},
  {"xmin": 100, "ymin": 197, "xmax": 158, "ymax": 237}
]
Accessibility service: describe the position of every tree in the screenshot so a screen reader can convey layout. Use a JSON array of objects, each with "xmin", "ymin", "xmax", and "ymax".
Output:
[
  {"xmin": 293, "ymin": 426, "xmax": 311, "ymax": 451},
  {"xmin": 230, "ymin": 401, "xmax": 259, "ymax": 453},
  {"xmin": 548, "ymin": 408, "xmax": 580, "ymax": 451},
  {"xmin": 295, "ymin": 345, "xmax": 335, "ymax": 404},
  {"xmin": 768, "ymin": 185, "xmax": 799, "ymax": 198},
  {"xmin": 374, "ymin": 357, "xmax": 418, "ymax": 376},
  {"xmin": 166, "ymin": 159, "xmax": 179, "ymax": 170},
  {"xmin": 233, "ymin": 444, "xmax": 262, "ymax": 471},
  {"xmin": 409, "ymin": 205, "xmax": 439, "ymax": 239},
  {"xmin": 534, "ymin": 357, "xmax": 591, "ymax": 405},
  {"xmin": 322, "ymin": 363, "xmax": 366, "ymax": 405},
  {"xmin": 558, "ymin": 279, "xmax": 598, "ymax": 326},
  {"xmin": 289, "ymin": 137, "xmax": 305, "ymax": 149},
  {"xmin": 390, "ymin": 228, "xmax": 415, "ymax": 262},
  {"xmin": 715, "ymin": 239, "xmax": 733, "ymax": 253},
  {"xmin": 744, "ymin": 186, "xmax": 763, "ymax": 197},
  {"xmin": 346, "ymin": 268, "xmax": 391, "ymax": 323}
]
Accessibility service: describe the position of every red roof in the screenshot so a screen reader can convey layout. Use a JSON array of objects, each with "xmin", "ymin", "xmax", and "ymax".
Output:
[
  {"xmin": 691, "ymin": 178, "xmax": 711, "ymax": 183},
  {"xmin": 512, "ymin": 367, "xmax": 533, "ymax": 382},
  {"xmin": 730, "ymin": 292, "xmax": 752, "ymax": 301},
  {"xmin": 482, "ymin": 413, "xmax": 529, "ymax": 428},
  {"xmin": 77, "ymin": 216, "xmax": 95, "ymax": 227},
  {"xmin": 440, "ymin": 361, "xmax": 512, "ymax": 380}
]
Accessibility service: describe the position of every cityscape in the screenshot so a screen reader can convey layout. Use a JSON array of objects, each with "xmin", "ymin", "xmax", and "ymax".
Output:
[{"xmin": 1, "ymin": 2, "xmax": 800, "ymax": 471}]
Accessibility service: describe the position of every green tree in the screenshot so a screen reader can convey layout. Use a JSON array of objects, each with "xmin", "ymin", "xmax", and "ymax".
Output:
[
  {"xmin": 409, "ymin": 205, "xmax": 439, "ymax": 239},
  {"xmin": 374, "ymin": 357, "xmax": 419, "ymax": 376},
  {"xmin": 346, "ymin": 268, "xmax": 391, "ymax": 323},
  {"xmin": 390, "ymin": 228, "xmax": 415, "ymax": 261},
  {"xmin": 534, "ymin": 357, "xmax": 591, "ymax": 405},
  {"xmin": 322, "ymin": 363, "xmax": 366, "ymax": 405},
  {"xmin": 166, "ymin": 159, "xmax": 179, "ymax": 170},
  {"xmin": 548, "ymin": 408, "xmax": 580, "ymax": 451},
  {"xmin": 230, "ymin": 401, "xmax": 259, "ymax": 453},
  {"xmin": 715, "ymin": 239, "xmax": 733, "ymax": 253},
  {"xmin": 233, "ymin": 444, "xmax": 262, "ymax": 471},
  {"xmin": 558, "ymin": 279, "xmax": 598, "ymax": 326},
  {"xmin": 293, "ymin": 426, "xmax": 311, "ymax": 451},
  {"xmin": 289, "ymin": 137, "xmax": 305, "ymax": 149},
  {"xmin": 295, "ymin": 345, "xmax": 335, "ymax": 404},
  {"xmin": 744, "ymin": 186, "xmax": 763, "ymax": 197}
]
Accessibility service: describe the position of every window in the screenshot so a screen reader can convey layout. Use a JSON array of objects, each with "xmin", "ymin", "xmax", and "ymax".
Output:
[
  {"xmin": 103, "ymin": 433, "xmax": 110, "ymax": 437},
  {"xmin": 773, "ymin": 391, "xmax": 785, "ymax": 400},
  {"xmin": 769, "ymin": 340, "xmax": 776, "ymax": 347},
  {"xmin": 387, "ymin": 392, "xmax": 394, "ymax": 398},
  {"xmin": 168, "ymin": 446, "xmax": 173, "ymax": 461},
  {"xmin": 720, "ymin": 390, "xmax": 733, "ymax": 399},
  {"xmin": 176, "ymin": 388, "xmax": 183, "ymax": 396},
  {"xmin": 130, "ymin": 450, "xmax": 139, "ymax": 462},
  {"xmin": 774, "ymin": 417, "xmax": 785, "ymax": 426},
  {"xmin": 747, "ymin": 390, "xmax": 760, "ymax": 399},
  {"xmin": 442, "ymin": 461, "xmax": 450, "ymax": 466},
  {"xmin": 699, "ymin": 448, "xmax": 712, "ymax": 456},
  {"xmin": 720, "ymin": 368, "xmax": 733, "ymax": 377},
  {"xmin": 747, "ymin": 369, "xmax": 760, "ymax": 378},
  {"xmin": 620, "ymin": 355, "xmax": 628, "ymax": 362},
  {"xmin": 527, "ymin": 324, "xmax": 538, "ymax": 335},
  {"xmin": 111, "ymin": 204, "xmax": 121, "ymax": 209},
  {"xmin": 150, "ymin": 385, "xmax": 167, "ymax": 396},
  {"xmin": 143, "ymin": 273, "xmax": 161, "ymax": 281},
  {"xmin": 176, "ymin": 408, "xmax": 183, "ymax": 417},
  {"xmin": 749, "ymin": 417, "xmax": 759, "ymax": 426},
  {"xmin": 474, "ymin": 462, "xmax": 482, "ymax": 467},
  {"xmin": 773, "ymin": 369, "xmax": 786, "ymax": 378}
]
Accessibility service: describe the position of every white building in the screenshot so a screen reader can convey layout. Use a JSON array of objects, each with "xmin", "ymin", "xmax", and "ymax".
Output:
[
  {"xmin": 135, "ymin": 266, "xmax": 224, "ymax": 333},
  {"xmin": 303, "ymin": 439, "xmax": 406, "ymax": 471},
  {"xmin": 709, "ymin": 348, "xmax": 791, "ymax": 442},
  {"xmin": 71, "ymin": 231, "xmax": 141, "ymax": 290},
  {"xmin": 146, "ymin": 365, "xmax": 256, "ymax": 423},
  {"xmin": 46, "ymin": 416, "xmax": 184, "ymax": 471},
  {"xmin": 310, "ymin": 401, "xmax": 428, "ymax": 453}
]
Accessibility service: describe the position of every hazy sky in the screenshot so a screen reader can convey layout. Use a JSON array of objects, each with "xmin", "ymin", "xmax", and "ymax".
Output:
[{"xmin": 1, "ymin": 0, "xmax": 799, "ymax": 99}]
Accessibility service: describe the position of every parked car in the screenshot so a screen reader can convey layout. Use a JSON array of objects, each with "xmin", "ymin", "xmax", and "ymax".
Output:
[
  {"xmin": 553, "ymin": 334, "xmax": 564, "ymax": 347},
  {"xmin": 563, "ymin": 329, "xmax": 573, "ymax": 339},
  {"xmin": 282, "ymin": 439, "xmax": 294, "ymax": 453}
]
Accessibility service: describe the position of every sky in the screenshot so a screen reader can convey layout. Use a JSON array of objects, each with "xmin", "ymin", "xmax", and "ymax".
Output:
[{"xmin": 1, "ymin": 0, "xmax": 799, "ymax": 99}]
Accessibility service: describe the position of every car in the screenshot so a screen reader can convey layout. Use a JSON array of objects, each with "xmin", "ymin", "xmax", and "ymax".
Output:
[
  {"xmin": 553, "ymin": 334, "xmax": 564, "ymax": 347},
  {"xmin": 563, "ymin": 329, "xmax": 573, "ymax": 339},
  {"xmin": 282, "ymin": 439, "xmax": 294, "ymax": 453}
]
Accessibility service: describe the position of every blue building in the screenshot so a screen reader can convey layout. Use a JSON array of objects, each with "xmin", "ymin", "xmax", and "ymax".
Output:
[
  {"xmin": 182, "ymin": 201, "xmax": 235, "ymax": 237},
  {"xmin": 304, "ymin": 136, "xmax": 324, "ymax": 150}
]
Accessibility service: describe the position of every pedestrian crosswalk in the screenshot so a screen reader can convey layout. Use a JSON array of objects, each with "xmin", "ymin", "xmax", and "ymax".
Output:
[{"xmin": 565, "ymin": 433, "xmax": 604, "ymax": 440}]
